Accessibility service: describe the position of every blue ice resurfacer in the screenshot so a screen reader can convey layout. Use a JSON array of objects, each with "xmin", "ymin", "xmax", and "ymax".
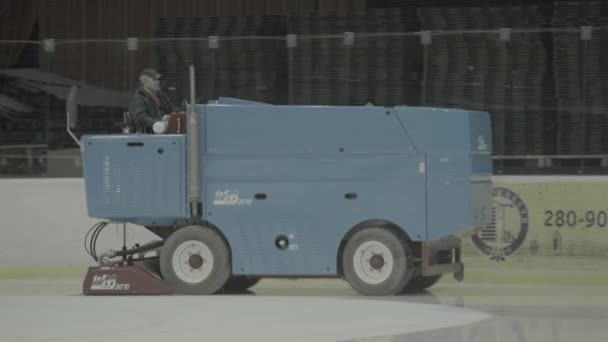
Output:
[{"xmin": 71, "ymin": 68, "xmax": 492, "ymax": 296}]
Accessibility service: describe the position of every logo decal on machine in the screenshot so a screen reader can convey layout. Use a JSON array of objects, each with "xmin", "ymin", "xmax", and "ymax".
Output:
[
  {"xmin": 477, "ymin": 134, "xmax": 488, "ymax": 151},
  {"xmin": 213, "ymin": 190, "xmax": 253, "ymax": 206}
]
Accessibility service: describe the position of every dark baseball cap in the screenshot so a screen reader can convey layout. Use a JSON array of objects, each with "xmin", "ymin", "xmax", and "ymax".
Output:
[{"xmin": 140, "ymin": 68, "xmax": 161, "ymax": 79}]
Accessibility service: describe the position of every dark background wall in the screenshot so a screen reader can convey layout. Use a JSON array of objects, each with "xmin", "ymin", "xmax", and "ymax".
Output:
[
  {"xmin": 36, "ymin": 0, "xmax": 365, "ymax": 90},
  {"xmin": 0, "ymin": 0, "xmax": 607, "ymax": 176}
]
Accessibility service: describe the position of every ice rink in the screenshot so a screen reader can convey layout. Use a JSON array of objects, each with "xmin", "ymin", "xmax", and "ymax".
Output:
[{"xmin": 1, "ymin": 278, "xmax": 607, "ymax": 342}]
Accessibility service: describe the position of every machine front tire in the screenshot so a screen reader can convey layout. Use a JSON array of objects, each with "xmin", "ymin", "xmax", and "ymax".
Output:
[
  {"xmin": 160, "ymin": 225, "xmax": 231, "ymax": 295},
  {"xmin": 342, "ymin": 227, "xmax": 414, "ymax": 296}
]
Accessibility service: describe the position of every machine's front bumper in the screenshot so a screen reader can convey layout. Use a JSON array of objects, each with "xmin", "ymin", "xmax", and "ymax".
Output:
[{"xmin": 420, "ymin": 235, "xmax": 464, "ymax": 281}]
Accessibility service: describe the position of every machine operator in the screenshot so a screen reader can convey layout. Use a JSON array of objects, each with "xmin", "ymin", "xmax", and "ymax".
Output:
[{"xmin": 128, "ymin": 68, "xmax": 174, "ymax": 133}]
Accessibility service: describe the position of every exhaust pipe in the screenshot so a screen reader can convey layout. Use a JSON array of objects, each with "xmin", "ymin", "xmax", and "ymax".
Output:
[
  {"xmin": 187, "ymin": 64, "xmax": 201, "ymax": 217},
  {"xmin": 66, "ymin": 86, "xmax": 81, "ymax": 148}
]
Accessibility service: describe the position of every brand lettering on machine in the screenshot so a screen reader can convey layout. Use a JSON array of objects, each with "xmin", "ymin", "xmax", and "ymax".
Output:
[
  {"xmin": 90, "ymin": 274, "xmax": 130, "ymax": 291},
  {"xmin": 213, "ymin": 190, "xmax": 253, "ymax": 206}
]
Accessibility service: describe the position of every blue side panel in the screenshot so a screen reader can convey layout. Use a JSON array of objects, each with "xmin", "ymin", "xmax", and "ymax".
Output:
[
  {"xmin": 468, "ymin": 111, "xmax": 494, "ymax": 230},
  {"xmin": 200, "ymin": 104, "xmax": 427, "ymax": 275},
  {"xmin": 204, "ymin": 156, "xmax": 426, "ymax": 275},
  {"xmin": 202, "ymin": 104, "xmax": 418, "ymax": 155},
  {"xmin": 393, "ymin": 107, "xmax": 493, "ymax": 240},
  {"xmin": 82, "ymin": 134, "xmax": 188, "ymax": 224}
]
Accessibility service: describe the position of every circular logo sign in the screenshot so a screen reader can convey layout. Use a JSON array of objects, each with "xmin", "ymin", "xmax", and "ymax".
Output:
[{"xmin": 472, "ymin": 187, "xmax": 529, "ymax": 261}]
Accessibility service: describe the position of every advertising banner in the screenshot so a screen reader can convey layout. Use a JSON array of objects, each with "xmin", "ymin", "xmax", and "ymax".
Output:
[{"xmin": 462, "ymin": 176, "xmax": 608, "ymax": 281}]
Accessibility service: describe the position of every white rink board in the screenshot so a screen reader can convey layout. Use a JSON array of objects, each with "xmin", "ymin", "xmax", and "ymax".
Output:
[{"xmin": 0, "ymin": 176, "xmax": 606, "ymax": 267}]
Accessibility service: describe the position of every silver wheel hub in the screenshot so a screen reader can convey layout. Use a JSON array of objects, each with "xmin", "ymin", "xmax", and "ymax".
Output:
[
  {"xmin": 353, "ymin": 240, "xmax": 394, "ymax": 285},
  {"xmin": 172, "ymin": 240, "xmax": 214, "ymax": 284}
]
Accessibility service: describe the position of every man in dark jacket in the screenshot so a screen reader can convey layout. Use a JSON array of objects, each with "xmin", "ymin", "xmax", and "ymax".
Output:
[{"xmin": 128, "ymin": 68, "xmax": 174, "ymax": 133}]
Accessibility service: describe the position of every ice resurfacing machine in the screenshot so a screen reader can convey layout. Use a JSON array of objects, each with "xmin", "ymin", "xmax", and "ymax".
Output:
[{"xmin": 68, "ymin": 66, "xmax": 493, "ymax": 296}]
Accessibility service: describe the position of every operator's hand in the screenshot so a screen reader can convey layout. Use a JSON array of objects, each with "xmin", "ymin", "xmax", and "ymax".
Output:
[{"xmin": 153, "ymin": 120, "xmax": 168, "ymax": 134}]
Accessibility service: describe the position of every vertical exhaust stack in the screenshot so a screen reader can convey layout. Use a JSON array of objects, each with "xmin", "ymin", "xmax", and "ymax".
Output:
[
  {"xmin": 66, "ymin": 86, "xmax": 81, "ymax": 148},
  {"xmin": 188, "ymin": 64, "xmax": 201, "ymax": 217}
]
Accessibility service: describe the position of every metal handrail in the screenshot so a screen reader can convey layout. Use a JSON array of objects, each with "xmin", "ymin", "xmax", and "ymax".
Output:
[{"xmin": 493, "ymin": 155, "xmax": 608, "ymax": 160}]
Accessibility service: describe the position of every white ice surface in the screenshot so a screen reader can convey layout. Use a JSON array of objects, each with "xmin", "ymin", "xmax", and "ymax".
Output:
[{"xmin": 0, "ymin": 295, "xmax": 489, "ymax": 342}]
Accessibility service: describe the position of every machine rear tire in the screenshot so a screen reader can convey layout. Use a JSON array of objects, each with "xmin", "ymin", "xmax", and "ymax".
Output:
[
  {"xmin": 399, "ymin": 274, "xmax": 443, "ymax": 293},
  {"xmin": 222, "ymin": 276, "xmax": 260, "ymax": 293},
  {"xmin": 342, "ymin": 227, "xmax": 414, "ymax": 296},
  {"xmin": 160, "ymin": 225, "xmax": 231, "ymax": 295}
]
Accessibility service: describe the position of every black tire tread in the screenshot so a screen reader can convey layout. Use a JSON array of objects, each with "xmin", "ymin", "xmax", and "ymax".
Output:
[
  {"xmin": 222, "ymin": 276, "xmax": 261, "ymax": 293},
  {"xmin": 400, "ymin": 274, "xmax": 442, "ymax": 293}
]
